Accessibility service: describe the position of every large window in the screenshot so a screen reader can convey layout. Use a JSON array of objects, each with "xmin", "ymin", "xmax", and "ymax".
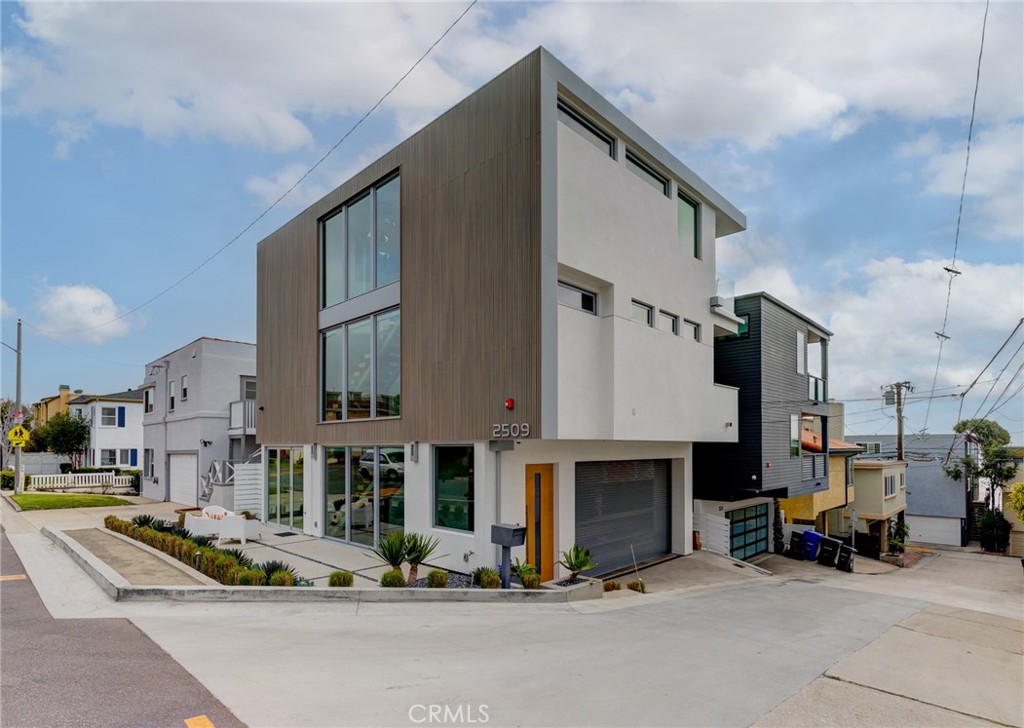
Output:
[
  {"xmin": 884, "ymin": 475, "xmax": 897, "ymax": 497},
  {"xmin": 790, "ymin": 415, "xmax": 800, "ymax": 457},
  {"xmin": 678, "ymin": 191, "xmax": 700, "ymax": 259},
  {"xmin": 267, "ymin": 447, "xmax": 304, "ymax": 530},
  {"xmin": 435, "ymin": 446, "xmax": 474, "ymax": 532},
  {"xmin": 322, "ymin": 174, "xmax": 400, "ymax": 307},
  {"xmin": 322, "ymin": 309, "xmax": 401, "ymax": 421},
  {"xmin": 324, "ymin": 445, "xmax": 404, "ymax": 546}
]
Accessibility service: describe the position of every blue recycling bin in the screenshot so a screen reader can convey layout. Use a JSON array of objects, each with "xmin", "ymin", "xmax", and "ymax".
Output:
[{"xmin": 802, "ymin": 530, "xmax": 823, "ymax": 560}]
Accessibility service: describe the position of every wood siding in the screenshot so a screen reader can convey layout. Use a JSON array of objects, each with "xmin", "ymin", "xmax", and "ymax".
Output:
[{"xmin": 257, "ymin": 52, "xmax": 542, "ymax": 447}]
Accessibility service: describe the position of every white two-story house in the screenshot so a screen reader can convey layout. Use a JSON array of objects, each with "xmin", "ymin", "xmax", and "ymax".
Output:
[
  {"xmin": 256, "ymin": 48, "xmax": 747, "ymax": 579},
  {"xmin": 68, "ymin": 390, "xmax": 144, "ymax": 470},
  {"xmin": 140, "ymin": 337, "xmax": 256, "ymax": 508}
]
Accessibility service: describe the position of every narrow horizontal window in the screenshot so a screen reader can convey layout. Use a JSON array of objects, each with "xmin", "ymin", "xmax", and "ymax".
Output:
[
  {"xmin": 626, "ymin": 151, "xmax": 669, "ymax": 197},
  {"xmin": 657, "ymin": 311, "xmax": 679, "ymax": 334},
  {"xmin": 557, "ymin": 100, "xmax": 615, "ymax": 158},
  {"xmin": 683, "ymin": 319, "xmax": 701, "ymax": 342},
  {"xmin": 631, "ymin": 300, "xmax": 654, "ymax": 326},
  {"xmin": 557, "ymin": 282, "xmax": 597, "ymax": 315}
]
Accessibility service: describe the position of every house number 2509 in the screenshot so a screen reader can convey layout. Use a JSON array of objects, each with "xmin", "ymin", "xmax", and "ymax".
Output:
[{"xmin": 492, "ymin": 423, "xmax": 530, "ymax": 438}]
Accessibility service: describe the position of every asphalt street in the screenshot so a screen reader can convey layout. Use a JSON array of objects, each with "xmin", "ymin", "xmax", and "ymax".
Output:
[{"xmin": 0, "ymin": 527, "xmax": 245, "ymax": 728}]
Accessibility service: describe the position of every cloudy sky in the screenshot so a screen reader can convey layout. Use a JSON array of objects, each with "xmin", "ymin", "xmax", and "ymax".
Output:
[{"xmin": 2, "ymin": 1, "xmax": 1022, "ymax": 442}]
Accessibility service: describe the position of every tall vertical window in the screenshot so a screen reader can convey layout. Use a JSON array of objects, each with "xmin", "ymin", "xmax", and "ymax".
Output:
[
  {"xmin": 796, "ymin": 330, "xmax": 806, "ymax": 375},
  {"xmin": 144, "ymin": 449, "xmax": 154, "ymax": 479},
  {"xmin": 181, "ymin": 375, "xmax": 188, "ymax": 401},
  {"xmin": 322, "ymin": 174, "xmax": 401, "ymax": 307},
  {"xmin": 790, "ymin": 415, "xmax": 800, "ymax": 457},
  {"xmin": 435, "ymin": 446, "xmax": 474, "ymax": 532},
  {"xmin": 322, "ymin": 309, "xmax": 401, "ymax": 421},
  {"xmin": 169, "ymin": 381, "xmax": 176, "ymax": 411},
  {"xmin": 678, "ymin": 191, "xmax": 700, "ymax": 259},
  {"xmin": 143, "ymin": 389, "xmax": 154, "ymax": 414}
]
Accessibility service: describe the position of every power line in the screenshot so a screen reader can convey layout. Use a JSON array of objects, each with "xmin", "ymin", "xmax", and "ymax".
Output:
[
  {"xmin": 923, "ymin": 0, "xmax": 991, "ymax": 432},
  {"xmin": 21, "ymin": 321, "xmax": 143, "ymax": 369},
  {"xmin": 26, "ymin": 0, "xmax": 480, "ymax": 338}
]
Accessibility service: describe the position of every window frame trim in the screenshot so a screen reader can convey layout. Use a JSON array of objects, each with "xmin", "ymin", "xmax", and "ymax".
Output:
[
  {"xmin": 625, "ymin": 150, "xmax": 670, "ymax": 197},
  {"xmin": 557, "ymin": 281, "xmax": 598, "ymax": 316},
  {"xmin": 432, "ymin": 444, "xmax": 476, "ymax": 535},
  {"xmin": 556, "ymin": 99, "xmax": 616, "ymax": 159},
  {"xmin": 630, "ymin": 299, "xmax": 655, "ymax": 327}
]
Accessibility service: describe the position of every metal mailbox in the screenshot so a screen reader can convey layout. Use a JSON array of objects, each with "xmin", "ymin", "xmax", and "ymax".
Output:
[{"xmin": 491, "ymin": 523, "xmax": 527, "ymax": 548}]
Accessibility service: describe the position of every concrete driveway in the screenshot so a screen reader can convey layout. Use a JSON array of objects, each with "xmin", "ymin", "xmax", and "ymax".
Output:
[{"xmin": 5, "ymin": 498, "xmax": 1022, "ymax": 727}]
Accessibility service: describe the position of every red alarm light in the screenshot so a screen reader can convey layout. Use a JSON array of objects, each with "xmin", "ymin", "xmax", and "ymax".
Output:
[{"xmin": 504, "ymin": 398, "xmax": 515, "ymax": 410}]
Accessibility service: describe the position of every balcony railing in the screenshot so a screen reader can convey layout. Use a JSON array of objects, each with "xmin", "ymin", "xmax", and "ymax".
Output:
[
  {"xmin": 229, "ymin": 399, "xmax": 256, "ymax": 434},
  {"xmin": 808, "ymin": 375, "xmax": 827, "ymax": 402}
]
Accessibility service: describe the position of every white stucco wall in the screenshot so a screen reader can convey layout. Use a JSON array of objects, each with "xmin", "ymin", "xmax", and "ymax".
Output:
[
  {"xmin": 70, "ymin": 400, "xmax": 144, "ymax": 467},
  {"xmin": 554, "ymin": 121, "xmax": 738, "ymax": 443}
]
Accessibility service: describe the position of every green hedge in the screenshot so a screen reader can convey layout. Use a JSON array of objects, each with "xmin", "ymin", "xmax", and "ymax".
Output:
[
  {"xmin": 1, "ymin": 471, "xmax": 31, "ymax": 489},
  {"xmin": 103, "ymin": 515, "xmax": 299, "ymax": 587}
]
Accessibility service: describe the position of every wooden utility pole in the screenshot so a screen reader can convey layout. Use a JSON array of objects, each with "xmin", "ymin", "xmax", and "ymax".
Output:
[{"xmin": 886, "ymin": 381, "xmax": 912, "ymax": 461}]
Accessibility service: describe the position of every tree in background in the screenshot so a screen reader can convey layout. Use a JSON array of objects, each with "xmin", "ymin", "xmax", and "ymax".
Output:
[
  {"xmin": 945, "ymin": 418, "xmax": 1016, "ymax": 510},
  {"xmin": 42, "ymin": 411, "xmax": 91, "ymax": 468}
]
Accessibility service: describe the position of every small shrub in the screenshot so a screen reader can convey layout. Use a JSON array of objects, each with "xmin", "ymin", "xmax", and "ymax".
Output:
[
  {"xmin": 213, "ymin": 555, "xmax": 239, "ymax": 584},
  {"xmin": 557, "ymin": 544, "xmax": 597, "ymax": 581},
  {"xmin": 626, "ymin": 579, "xmax": 646, "ymax": 594},
  {"xmin": 268, "ymin": 569, "xmax": 295, "ymax": 587},
  {"xmin": 132, "ymin": 514, "xmax": 162, "ymax": 529},
  {"xmin": 511, "ymin": 558, "xmax": 537, "ymax": 578},
  {"xmin": 1, "ymin": 471, "xmax": 15, "ymax": 490},
  {"xmin": 236, "ymin": 569, "xmax": 267, "ymax": 586},
  {"xmin": 328, "ymin": 570, "xmax": 354, "ymax": 587},
  {"xmin": 180, "ymin": 541, "xmax": 197, "ymax": 567},
  {"xmin": 471, "ymin": 566, "xmax": 487, "ymax": 586},
  {"xmin": 426, "ymin": 569, "xmax": 448, "ymax": 588},
  {"xmin": 371, "ymin": 530, "xmax": 407, "ymax": 569},
  {"xmin": 257, "ymin": 560, "xmax": 299, "ymax": 583},
  {"xmin": 478, "ymin": 568, "xmax": 500, "ymax": 589},
  {"xmin": 380, "ymin": 568, "xmax": 406, "ymax": 588},
  {"xmin": 177, "ymin": 512, "xmax": 186, "ymax": 528},
  {"xmin": 521, "ymin": 573, "xmax": 541, "ymax": 590},
  {"xmin": 219, "ymin": 548, "xmax": 254, "ymax": 569},
  {"xmin": 603, "ymin": 580, "xmax": 621, "ymax": 592}
]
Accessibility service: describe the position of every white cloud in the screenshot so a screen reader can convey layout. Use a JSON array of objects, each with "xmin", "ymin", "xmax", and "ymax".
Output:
[
  {"xmin": 0, "ymin": 299, "xmax": 16, "ymax": 318},
  {"xmin": 34, "ymin": 284, "xmax": 134, "ymax": 344}
]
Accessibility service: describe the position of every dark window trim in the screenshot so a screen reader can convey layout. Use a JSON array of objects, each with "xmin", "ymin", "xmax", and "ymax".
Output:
[
  {"xmin": 320, "ymin": 306, "xmax": 401, "ymax": 423},
  {"xmin": 557, "ymin": 281, "xmax": 598, "ymax": 315},
  {"xmin": 626, "ymin": 150, "xmax": 670, "ymax": 197},
  {"xmin": 557, "ymin": 100, "xmax": 615, "ymax": 158},
  {"xmin": 631, "ymin": 299, "xmax": 654, "ymax": 327},
  {"xmin": 678, "ymin": 190, "xmax": 701, "ymax": 259}
]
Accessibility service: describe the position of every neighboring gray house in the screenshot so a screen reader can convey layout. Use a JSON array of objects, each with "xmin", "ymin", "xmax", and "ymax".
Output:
[
  {"xmin": 846, "ymin": 433, "xmax": 974, "ymax": 546},
  {"xmin": 140, "ymin": 337, "xmax": 256, "ymax": 508},
  {"xmin": 694, "ymin": 292, "xmax": 832, "ymax": 560}
]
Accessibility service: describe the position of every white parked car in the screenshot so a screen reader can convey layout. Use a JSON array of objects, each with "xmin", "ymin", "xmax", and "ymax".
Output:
[{"xmin": 359, "ymin": 449, "xmax": 404, "ymax": 481}]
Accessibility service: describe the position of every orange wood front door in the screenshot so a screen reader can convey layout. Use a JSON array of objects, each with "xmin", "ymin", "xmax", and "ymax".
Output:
[{"xmin": 525, "ymin": 464, "xmax": 555, "ymax": 582}]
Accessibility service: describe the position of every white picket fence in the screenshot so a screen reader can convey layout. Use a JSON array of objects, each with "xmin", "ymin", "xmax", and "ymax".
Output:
[{"xmin": 29, "ymin": 472, "xmax": 136, "ymax": 494}]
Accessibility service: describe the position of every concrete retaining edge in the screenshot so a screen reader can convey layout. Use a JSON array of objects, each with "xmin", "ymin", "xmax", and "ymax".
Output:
[{"xmin": 41, "ymin": 526, "xmax": 596, "ymax": 604}]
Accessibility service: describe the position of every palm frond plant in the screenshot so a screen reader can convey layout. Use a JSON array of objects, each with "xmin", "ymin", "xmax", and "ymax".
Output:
[
  {"xmin": 557, "ymin": 544, "xmax": 597, "ymax": 582},
  {"xmin": 219, "ymin": 547, "xmax": 254, "ymax": 569},
  {"xmin": 257, "ymin": 560, "xmax": 300, "ymax": 583},
  {"xmin": 131, "ymin": 514, "xmax": 163, "ymax": 529},
  {"xmin": 371, "ymin": 530, "xmax": 407, "ymax": 570},
  {"xmin": 404, "ymin": 532, "xmax": 440, "ymax": 586}
]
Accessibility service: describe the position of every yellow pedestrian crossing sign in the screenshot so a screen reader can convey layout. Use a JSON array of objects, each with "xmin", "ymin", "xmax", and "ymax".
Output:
[{"xmin": 6, "ymin": 425, "xmax": 29, "ymax": 448}]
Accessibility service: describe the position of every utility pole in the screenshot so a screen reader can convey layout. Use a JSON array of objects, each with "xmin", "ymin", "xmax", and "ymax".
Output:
[
  {"xmin": 15, "ymin": 319, "xmax": 22, "ymax": 494},
  {"xmin": 884, "ymin": 381, "xmax": 912, "ymax": 461}
]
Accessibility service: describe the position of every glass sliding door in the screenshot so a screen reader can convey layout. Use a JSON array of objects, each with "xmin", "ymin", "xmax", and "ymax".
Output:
[
  {"xmin": 266, "ymin": 446, "xmax": 304, "ymax": 530},
  {"xmin": 323, "ymin": 445, "xmax": 405, "ymax": 547}
]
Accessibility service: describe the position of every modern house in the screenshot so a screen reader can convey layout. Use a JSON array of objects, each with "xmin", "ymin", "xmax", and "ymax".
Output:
[
  {"xmin": 693, "ymin": 292, "xmax": 831, "ymax": 560},
  {"xmin": 67, "ymin": 390, "xmax": 144, "ymax": 469},
  {"xmin": 140, "ymin": 337, "xmax": 256, "ymax": 508},
  {"xmin": 33, "ymin": 384, "xmax": 90, "ymax": 424},
  {"xmin": 256, "ymin": 47, "xmax": 747, "ymax": 579},
  {"xmin": 846, "ymin": 433, "xmax": 974, "ymax": 547}
]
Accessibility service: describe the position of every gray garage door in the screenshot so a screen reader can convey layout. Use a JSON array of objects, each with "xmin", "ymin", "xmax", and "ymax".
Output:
[
  {"xmin": 575, "ymin": 460, "xmax": 670, "ymax": 574},
  {"xmin": 169, "ymin": 453, "xmax": 198, "ymax": 507}
]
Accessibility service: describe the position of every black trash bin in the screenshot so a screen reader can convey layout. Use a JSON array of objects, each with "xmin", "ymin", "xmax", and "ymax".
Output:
[
  {"xmin": 816, "ymin": 536, "xmax": 842, "ymax": 567},
  {"xmin": 787, "ymin": 531, "xmax": 805, "ymax": 560},
  {"xmin": 836, "ymin": 544, "xmax": 856, "ymax": 573}
]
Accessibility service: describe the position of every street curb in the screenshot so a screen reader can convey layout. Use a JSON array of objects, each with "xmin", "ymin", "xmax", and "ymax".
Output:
[
  {"xmin": 40, "ymin": 526, "xmax": 594, "ymax": 604},
  {"xmin": 1, "ymin": 491, "xmax": 24, "ymax": 511}
]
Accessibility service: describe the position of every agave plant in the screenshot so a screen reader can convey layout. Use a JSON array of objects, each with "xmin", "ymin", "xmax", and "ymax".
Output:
[
  {"xmin": 371, "ymin": 530, "xmax": 407, "ymax": 569},
  {"xmin": 219, "ymin": 547, "xmax": 254, "ymax": 569},
  {"xmin": 557, "ymin": 544, "xmax": 597, "ymax": 582},
  {"xmin": 256, "ymin": 559, "xmax": 300, "ymax": 582},
  {"xmin": 511, "ymin": 558, "xmax": 537, "ymax": 578},
  {"xmin": 404, "ymin": 532, "xmax": 440, "ymax": 586},
  {"xmin": 131, "ymin": 514, "xmax": 163, "ymax": 530}
]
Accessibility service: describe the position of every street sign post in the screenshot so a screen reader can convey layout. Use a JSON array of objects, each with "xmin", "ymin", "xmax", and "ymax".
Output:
[{"xmin": 7, "ymin": 425, "xmax": 29, "ymax": 449}]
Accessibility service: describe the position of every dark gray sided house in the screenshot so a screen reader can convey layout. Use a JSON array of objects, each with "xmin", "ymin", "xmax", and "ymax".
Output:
[{"xmin": 693, "ymin": 292, "xmax": 832, "ymax": 560}]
